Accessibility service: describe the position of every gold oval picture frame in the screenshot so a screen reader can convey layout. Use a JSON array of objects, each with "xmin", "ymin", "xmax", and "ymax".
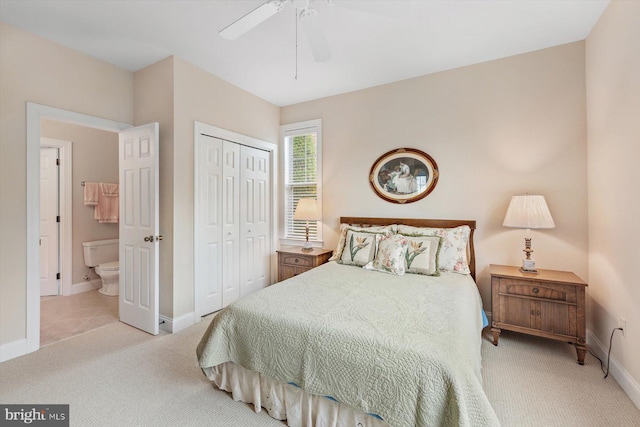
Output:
[{"xmin": 369, "ymin": 148, "xmax": 439, "ymax": 204}]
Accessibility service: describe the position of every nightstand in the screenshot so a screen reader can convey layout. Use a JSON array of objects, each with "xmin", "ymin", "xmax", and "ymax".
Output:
[
  {"xmin": 277, "ymin": 247, "xmax": 333, "ymax": 282},
  {"xmin": 490, "ymin": 264, "xmax": 588, "ymax": 364}
]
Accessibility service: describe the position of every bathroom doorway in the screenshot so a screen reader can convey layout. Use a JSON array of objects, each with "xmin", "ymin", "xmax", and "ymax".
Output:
[
  {"xmin": 25, "ymin": 103, "xmax": 161, "ymax": 356},
  {"xmin": 39, "ymin": 123, "xmax": 121, "ymax": 346},
  {"xmin": 26, "ymin": 103, "xmax": 131, "ymax": 354}
]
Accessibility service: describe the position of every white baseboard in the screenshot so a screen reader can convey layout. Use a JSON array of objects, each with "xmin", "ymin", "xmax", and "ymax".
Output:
[
  {"xmin": 159, "ymin": 312, "xmax": 195, "ymax": 334},
  {"xmin": 0, "ymin": 338, "xmax": 27, "ymax": 363},
  {"xmin": 71, "ymin": 279, "xmax": 102, "ymax": 295},
  {"xmin": 587, "ymin": 329, "xmax": 640, "ymax": 410}
]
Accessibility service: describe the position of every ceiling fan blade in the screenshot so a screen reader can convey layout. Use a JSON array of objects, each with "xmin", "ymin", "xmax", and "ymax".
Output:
[
  {"xmin": 219, "ymin": 1, "xmax": 288, "ymax": 40},
  {"xmin": 301, "ymin": 10, "xmax": 331, "ymax": 62}
]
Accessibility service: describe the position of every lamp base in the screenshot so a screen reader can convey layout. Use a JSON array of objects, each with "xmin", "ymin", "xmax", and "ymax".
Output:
[
  {"xmin": 301, "ymin": 241, "xmax": 313, "ymax": 252},
  {"xmin": 520, "ymin": 258, "xmax": 538, "ymax": 274}
]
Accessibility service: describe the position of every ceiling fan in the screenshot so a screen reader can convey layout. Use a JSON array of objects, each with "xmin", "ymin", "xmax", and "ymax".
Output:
[{"xmin": 219, "ymin": 0, "xmax": 333, "ymax": 62}]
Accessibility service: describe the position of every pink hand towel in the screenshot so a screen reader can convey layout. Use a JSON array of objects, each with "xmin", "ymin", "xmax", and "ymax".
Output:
[
  {"xmin": 97, "ymin": 182, "xmax": 119, "ymax": 223},
  {"xmin": 83, "ymin": 182, "xmax": 100, "ymax": 206}
]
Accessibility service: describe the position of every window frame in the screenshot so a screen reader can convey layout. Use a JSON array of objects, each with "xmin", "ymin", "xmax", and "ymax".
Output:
[{"xmin": 280, "ymin": 119, "xmax": 323, "ymax": 247}]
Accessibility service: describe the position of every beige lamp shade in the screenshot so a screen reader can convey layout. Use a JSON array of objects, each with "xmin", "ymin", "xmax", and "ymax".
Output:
[
  {"xmin": 294, "ymin": 198, "xmax": 321, "ymax": 221},
  {"xmin": 503, "ymin": 195, "xmax": 555, "ymax": 229}
]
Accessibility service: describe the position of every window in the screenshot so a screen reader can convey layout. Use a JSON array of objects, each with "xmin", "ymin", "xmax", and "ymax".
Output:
[{"xmin": 281, "ymin": 119, "xmax": 322, "ymax": 245}]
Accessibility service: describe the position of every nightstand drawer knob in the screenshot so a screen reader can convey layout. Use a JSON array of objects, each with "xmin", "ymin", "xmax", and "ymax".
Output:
[
  {"xmin": 532, "ymin": 287, "xmax": 539, "ymax": 294},
  {"xmin": 294, "ymin": 258, "xmax": 299, "ymax": 263}
]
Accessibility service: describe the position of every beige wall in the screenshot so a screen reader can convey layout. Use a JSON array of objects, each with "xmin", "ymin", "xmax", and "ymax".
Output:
[
  {"xmin": 281, "ymin": 42, "xmax": 589, "ymax": 308},
  {"xmin": 133, "ymin": 56, "xmax": 280, "ymax": 319},
  {"xmin": 586, "ymin": 0, "xmax": 640, "ymax": 399},
  {"xmin": 41, "ymin": 120, "xmax": 119, "ymax": 285},
  {"xmin": 0, "ymin": 23, "xmax": 134, "ymax": 345}
]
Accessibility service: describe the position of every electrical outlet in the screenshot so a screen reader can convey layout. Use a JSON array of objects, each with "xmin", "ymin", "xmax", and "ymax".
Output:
[{"xmin": 618, "ymin": 317, "xmax": 626, "ymax": 336}]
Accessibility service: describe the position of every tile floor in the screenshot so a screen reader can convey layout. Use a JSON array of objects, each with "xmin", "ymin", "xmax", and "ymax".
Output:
[{"xmin": 41, "ymin": 290, "xmax": 119, "ymax": 346}]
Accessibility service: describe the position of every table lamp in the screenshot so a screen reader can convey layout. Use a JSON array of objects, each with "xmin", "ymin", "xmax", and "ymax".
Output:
[
  {"xmin": 503, "ymin": 194, "xmax": 555, "ymax": 273},
  {"xmin": 293, "ymin": 198, "xmax": 320, "ymax": 251}
]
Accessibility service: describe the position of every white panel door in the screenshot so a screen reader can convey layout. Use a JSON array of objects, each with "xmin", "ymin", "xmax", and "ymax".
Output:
[
  {"xmin": 119, "ymin": 123, "xmax": 159, "ymax": 335},
  {"xmin": 40, "ymin": 147, "xmax": 59, "ymax": 296},
  {"xmin": 222, "ymin": 140, "xmax": 240, "ymax": 307},
  {"xmin": 239, "ymin": 145, "xmax": 271, "ymax": 297},
  {"xmin": 196, "ymin": 135, "xmax": 223, "ymax": 316}
]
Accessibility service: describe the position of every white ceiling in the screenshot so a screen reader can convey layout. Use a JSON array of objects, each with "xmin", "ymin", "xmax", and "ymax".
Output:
[{"xmin": 0, "ymin": 0, "xmax": 609, "ymax": 106}]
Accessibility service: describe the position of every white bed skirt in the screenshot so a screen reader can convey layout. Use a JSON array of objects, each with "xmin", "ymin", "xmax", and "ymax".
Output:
[{"xmin": 206, "ymin": 362, "xmax": 390, "ymax": 427}]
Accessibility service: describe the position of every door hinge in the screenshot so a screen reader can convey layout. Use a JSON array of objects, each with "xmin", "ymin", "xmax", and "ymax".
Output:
[
  {"xmin": 56, "ymin": 158, "xmax": 60, "ymax": 166},
  {"xmin": 56, "ymin": 215, "xmax": 60, "ymax": 223},
  {"xmin": 56, "ymin": 272, "xmax": 61, "ymax": 280}
]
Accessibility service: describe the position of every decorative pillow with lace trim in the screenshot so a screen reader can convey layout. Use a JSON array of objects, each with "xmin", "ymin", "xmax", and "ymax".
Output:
[
  {"xmin": 402, "ymin": 235, "xmax": 442, "ymax": 276},
  {"xmin": 363, "ymin": 234, "xmax": 409, "ymax": 275},
  {"xmin": 329, "ymin": 224, "xmax": 395, "ymax": 261},
  {"xmin": 339, "ymin": 230, "xmax": 381, "ymax": 267}
]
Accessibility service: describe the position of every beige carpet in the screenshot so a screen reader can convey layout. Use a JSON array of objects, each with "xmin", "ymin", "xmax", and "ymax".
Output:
[{"xmin": 1, "ymin": 319, "xmax": 639, "ymax": 427}]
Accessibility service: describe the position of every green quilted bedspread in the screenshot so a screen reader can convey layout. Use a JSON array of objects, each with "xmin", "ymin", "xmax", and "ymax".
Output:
[{"xmin": 197, "ymin": 262, "xmax": 499, "ymax": 427}]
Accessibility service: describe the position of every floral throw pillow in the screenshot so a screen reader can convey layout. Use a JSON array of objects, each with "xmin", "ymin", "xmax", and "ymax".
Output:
[
  {"xmin": 329, "ymin": 224, "xmax": 394, "ymax": 261},
  {"xmin": 364, "ymin": 234, "xmax": 408, "ymax": 275},
  {"xmin": 397, "ymin": 225, "xmax": 471, "ymax": 274},
  {"xmin": 339, "ymin": 230, "xmax": 380, "ymax": 266},
  {"xmin": 403, "ymin": 235, "xmax": 442, "ymax": 276}
]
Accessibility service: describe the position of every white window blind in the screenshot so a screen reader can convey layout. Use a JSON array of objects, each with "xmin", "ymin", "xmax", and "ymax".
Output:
[{"xmin": 282, "ymin": 119, "xmax": 322, "ymax": 243}]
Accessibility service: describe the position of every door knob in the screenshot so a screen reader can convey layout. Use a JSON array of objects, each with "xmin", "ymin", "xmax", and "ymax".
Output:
[
  {"xmin": 144, "ymin": 235, "xmax": 163, "ymax": 242},
  {"xmin": 144, "ymin": 235, "xmax": 154, "ymax": 242}
]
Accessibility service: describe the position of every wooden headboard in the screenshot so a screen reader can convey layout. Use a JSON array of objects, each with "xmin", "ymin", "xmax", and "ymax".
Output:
[{"xmin": 340, "ymin": 217, "xmax": 477, "ymax": 281}]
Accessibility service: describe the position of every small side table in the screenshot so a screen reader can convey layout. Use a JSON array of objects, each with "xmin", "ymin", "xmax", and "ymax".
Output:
[
  {"xmin": 490, "ymin": 264, "xmax": 588, "ymax": 365},
  {"xmin": 277, "ymin": 247, "xmax": 333, "ymax": 282}
]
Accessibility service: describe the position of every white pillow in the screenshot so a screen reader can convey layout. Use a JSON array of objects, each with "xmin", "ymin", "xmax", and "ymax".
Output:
[
  {"xmin": 403, "ymin": 235, "xmax": 442, "ymax": 276},
  {"xmin": 339, "ymin": 230, "xmax": 380, "ymax": 266},
  {"xmin": 363, "ymin": 234, "xmax": 408, "ymax": 275},
  {"xmin": 397, "ymin": 225, "xmax": 471, "ymax": 274},
  {"xmin": 329, "ymin": 224, "xmax": 395, "ymax": 261}
]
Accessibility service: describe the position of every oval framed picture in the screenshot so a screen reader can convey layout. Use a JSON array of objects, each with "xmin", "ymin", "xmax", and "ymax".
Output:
[{"xmin": 369, "ymin": 148, "xmax": 439, "ymax": 204}]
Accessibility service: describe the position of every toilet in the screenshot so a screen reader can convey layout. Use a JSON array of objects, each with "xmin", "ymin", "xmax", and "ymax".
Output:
[{"xmin": 82, "ymin": 239, "xmax": 119, "ymax": 296}]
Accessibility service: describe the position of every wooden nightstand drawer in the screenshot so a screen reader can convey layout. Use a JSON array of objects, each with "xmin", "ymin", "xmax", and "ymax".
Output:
[
  {"xmin": 499, "ymin": 278, "xmax": 576, "ymax": 302},
  {"xmin": 279, "ymin": 265, "xmax": 309, "ymax": 279},
  {"xmin": 280, "ymin": 255, "xmax": 313, "ymax": 268}
]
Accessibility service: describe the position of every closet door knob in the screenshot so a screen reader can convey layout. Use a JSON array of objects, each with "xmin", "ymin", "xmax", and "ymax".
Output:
[{"xmin": 144, "ymin": 235, "xmax": 153, "ymax": 242}]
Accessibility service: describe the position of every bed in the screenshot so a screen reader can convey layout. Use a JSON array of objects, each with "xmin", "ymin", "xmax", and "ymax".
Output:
[{"xmin": 197, "ymin": 217, "xmax": 499, "ymax": 427}]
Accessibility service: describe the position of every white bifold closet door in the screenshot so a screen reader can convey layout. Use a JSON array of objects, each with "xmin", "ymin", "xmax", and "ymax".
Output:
[
  {"xmin": 239, "ymin": 144, "xmax": 270, "ymax": 297},
  {"xmin": 197, "ymin": 135, "xmax": 271, "ymax": 316}
]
